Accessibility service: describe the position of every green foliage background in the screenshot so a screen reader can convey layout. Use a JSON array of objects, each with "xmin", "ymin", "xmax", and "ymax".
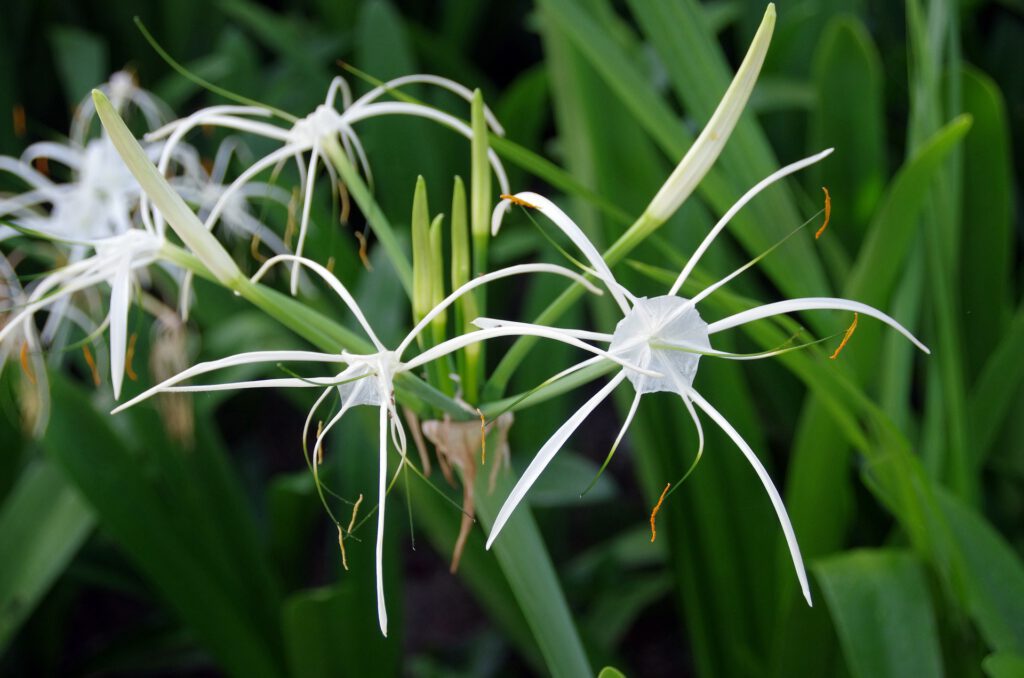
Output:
[{"xmin": 1, "ymin": 0, "xmax": 1022, "ymax": 676}]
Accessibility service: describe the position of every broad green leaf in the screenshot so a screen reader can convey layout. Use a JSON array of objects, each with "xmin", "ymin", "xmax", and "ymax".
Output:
[
  {"xmin": 983, "ymin": 652, "xmax": 1024, "ymax": 678},
  {"xmin": 815, "ymin": 549, "xmax": 943, "ymax": 678},
  {"xmin": 283, "ymin": 582, "xmax": 399, "ymax": 678},
  {"xmin": 598, "ymin": 667, "xmax": 627, "ymax": 678},
  {"xmin": 0, "ymin": 460, "xmax": 93, "ymax": 652},
  {"xmin": 526, "ymin": 450, "xmax": 618, "ymax": 507},
  {"xmin": 810, "ymin": 16, "xmax": 887, "ymax": 244},
  {"xmin": 939, "ymin": 489, "xmax": 1024, "ymax": 654},
  {"xmin": 45, "ymin": 375, "xmax": 287, "ymax": 678},
  {"xmin": 969, "ymin": 302, "xmax": 1024, "ymax": 458},
  {"xmin": 960, "ymin": 66, "xmax": 1014, "ymax": 378}
]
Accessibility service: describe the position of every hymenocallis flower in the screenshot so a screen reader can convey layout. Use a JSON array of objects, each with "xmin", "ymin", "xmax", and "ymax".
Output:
[
  {"xmin": 108, "ymin": 252, "xmax": 657, "ymax": 636},
  {"xmin": 145, "ymin": 74, "xmax": 511, "ymax": 294},
  {"xmin": 0, "ymin": 73, "xmax": 200, "ymax": 398},
  {"xmin": 480, "ymin": 152, "xmax": 930, "ymax": 605}
]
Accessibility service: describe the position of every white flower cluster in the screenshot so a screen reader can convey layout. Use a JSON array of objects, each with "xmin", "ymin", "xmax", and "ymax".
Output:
[{"xmin": 2, "ymin": 4, "xmax": 930, "ymax": 640}]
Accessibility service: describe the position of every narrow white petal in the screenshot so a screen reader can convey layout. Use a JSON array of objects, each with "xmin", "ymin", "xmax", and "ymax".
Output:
[
  {"xmin": 343, "ymin": 101, "xmax": 510, "ymax": 195},
  {"xmin": 471, "ymin": 317, "xmax": 613, "ymax": 344},
  {"xmin": 403, "ymin": 326, "xmax": 660, "ymax": 377},
  {"xmin": 111, "ymin": 349, "xmax": 350, "ymax": 414},
  {"xmin": 491, "ymin": 192, "xmax": 633, "ymax": 314},
  {"xmin": 396, "ymin": 263, "xmax": 603, "ymax": 356},
  {"xmin": 200, "ymin": 145, "xmax": 300, "ymax": 233},
  {"xmin": 684, "ymin": 385, "xmax": 811, "ymax": 606},
  {"xmin": 250, "ymin": 254, "xmax": 386, "ymax": 351},
  {"xmin": 707, "ymin": 297, "xmax": 930, "ymax": 354},
  {"xmin": 669, "ymin": 148, "xmax": 834, "ymax": 295},
  {"xmin": 376, "ymin": 404, "xmax": 389, "ymax": 637},
  {"xmin": 486, "ymin": 372, "xmax": 626, "ymax": 549},
  {"xmin": 162, "ymin": 378, "xmax": 341, "ymax": 392},
  {"xmin": 350, "ymin": 74, "xmax": 505, "ymax": 135},
  {"xmin": 291, "ymin": 143, "xmax": 320, "ymax": 295},
  {"xmin": 109, "ymin": 259, "xmax": 132, "ymax": 399}
]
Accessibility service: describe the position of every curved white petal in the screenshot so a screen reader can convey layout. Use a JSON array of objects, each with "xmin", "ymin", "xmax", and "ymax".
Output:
[
  {"xmin": 471, "ymin": 317, "xmax": 613, "ymax": 344},
  {"xmin": 707, "ymin": 297, "xmax": 930, "ymax": 354},
  {"xmin": 343, "ymin": 101, "xmax": 509, "ymax": 195},
  {"xmin": 486, "ymin": 372, "xmax": 626, "ymax": 549},
  {"xmin": 376, "ymin": 404, "xmax": 389, "ymax": 637},
  {"xmin": 250, "ymin": 254, "xmax": 385, "ymax": 352},
  {"xmin": 684, "ymin": 386, "xmax": 811, "ymax": 606},
  {"xmin": 490, "ymin": 192, "xmax": 633, "ymax": 314},
  {"xmin": 110, "ymin": 349, "xmax": 351, "ymax": 414},
  {"xmin": 669, "ymin": 148, "xmax": 834, "ymax": 295},
  {"xmin": 109, "ymin": 259, "xmax": 132, "ymax": 399},
  {"xmin": 350, "ymin": 73, "xmax": 505, "ymax": 136},
  {"xmin": 291, "ymin": 143, "xmax": 320, "ymax": 295},
  {"xmin": 403, "ymin": 326, "xmax": 659, "ymax": 377},
  {"xmin": 396, "ymin": 263, "xmax": 603, "ymax": 356}
]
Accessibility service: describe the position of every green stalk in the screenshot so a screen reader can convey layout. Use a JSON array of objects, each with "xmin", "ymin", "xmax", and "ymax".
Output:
[{"xmin": 450, "ymin": 177, "xmax": 480, "ymax": 402}]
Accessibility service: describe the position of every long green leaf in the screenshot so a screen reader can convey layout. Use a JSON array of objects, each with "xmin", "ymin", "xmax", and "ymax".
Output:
[
  {"xmin": 0, "ymin": 460, "xmax": 93, "ymax": 653},
  {"xmin": 815, "ymin": 549, "xmax": 944, "ymax": 678}
]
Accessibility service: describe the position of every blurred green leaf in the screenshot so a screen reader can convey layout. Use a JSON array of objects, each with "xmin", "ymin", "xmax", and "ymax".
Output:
[
  {"xmin": 810, "ymin": 15, "xmax": 887, "ymax": 245},
  {"xmin": 526, "ymin": 450, "xmax": 618, "ymax": 507},
  {"xmin": 48, "ymin": 26, "xmax": 107, "ymax": 106},
  {"xmin": 815, "ymin": 549, "xmax": 943, "ymax": 678},
  {"xmin": 44, "ymin": 375, "xmax": 286, "ymax": 678},
  {"xmin": 283, "ymin": 581, "xmax": 399, "ymax": 678},
  {"xmin": 0, "ymin": 460, "xmax": 93, "ymax": 653},
  {"xmin": 598, "ymin": 667, "xmax": 627, "ymax": 678},
  {"xmin": 960, "ymin": 66, "xmax": 1014, "ymax": 379},
  {"xmin": 939, "ymin": 489, "xmax": 1024, "ymax": 654},
  {"xmin": 983, "ymin": 652, "xmax": 1024, "ymax": 678}
]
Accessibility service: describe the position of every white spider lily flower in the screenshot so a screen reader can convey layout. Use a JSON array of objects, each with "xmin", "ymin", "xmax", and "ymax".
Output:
[
  {"xmin": 0, "ymin": 229, "xmax": 164, "ymax": 399},
  {"xmin": 0, "ymin": 77, "xmax": 198, "ymax": 398},
  {"xmin": 145, "ymin": 74, "xmax": 511, "ymax": 293},
  {"xmin": 108, "ymin": 254, "xmax": 659, "ymax": 636},
  {"xmin": 483, "ymin": 150, "xmax": 930, "ymax": 606}
]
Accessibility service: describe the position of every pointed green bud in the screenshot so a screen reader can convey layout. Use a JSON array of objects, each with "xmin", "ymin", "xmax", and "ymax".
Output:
[
  {"xmin": 411, "ymin": 176, "xmax": 431, "ymax": 323},
  {"xmin": 643, "ymin": 4, "xmax": 775, "ymax": 223},
  {"xmin": 92, "ymin": 90, "xmax": 243, "ymax": 286},
  {"xmin": 470, "ymin": 89, "xmax": 491, "ymax": 279}
]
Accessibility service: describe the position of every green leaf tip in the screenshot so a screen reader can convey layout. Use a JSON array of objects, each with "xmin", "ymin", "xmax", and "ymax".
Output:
[{"xmin": 92, "ymin": 89, "xmax": 243, "ymax": 286}]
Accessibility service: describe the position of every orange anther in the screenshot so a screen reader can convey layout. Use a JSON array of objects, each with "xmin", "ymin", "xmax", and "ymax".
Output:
[
  {"xmin": 354, "ymin": 231, "xmax": 373, "ymax": 271},
  {"xmin": 477, "ymin": 408, "xmax": 487, "ymax": 465},
  {"xmin": 815, "ymin": 187, "xmax": 831, "ymax": 239},
  {"xmin": 249, "ymin": 233, "xmax": 267, "ymax": 263},
  {"xmin": 19, "ymin": 341, "xmax": 36, "ymax": 385},
  {"xmin": 82, "ymin": 345, "xmax": 101, "ymax": 386},
  {"xmin": 830, "ymin": 313, "xmax": 859, "ymax": 360},
  {"xmin": 649, "ymin": 482, "xmax": 671, "ymax": 542},
  {"xmin": 12, "ymin": 104, "xmax": 26, "ymax": 138},
  {"xmin": 125, "ymin": 333, "xmax": 139, "ymax": 381},
  {"xmin": 337, "ymin": 524, "xmax": 349, "ymax": 571},
  {"xmin": 501, "ymin": 194, "xmax": 538, "ymax": 209}
]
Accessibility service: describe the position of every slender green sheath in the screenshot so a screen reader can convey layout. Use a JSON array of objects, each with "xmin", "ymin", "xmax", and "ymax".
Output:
[
  {"xmin": 428, "ymin": 214, "xmax": 454, "ymax": 396},
  {"xmin": 450, "ymin": 177, "xmax": 480, "ymax": 402},
  {"xmin": 470, "ymin": 90, "xmax": 491, "ymax": 280},
  {"xmin": 469, "ymin": 92, "xmax": 490, "ymax": 399},
  {"xmin": 411, "ymin": 176, "xmax": 431, "ymax": 329}
]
